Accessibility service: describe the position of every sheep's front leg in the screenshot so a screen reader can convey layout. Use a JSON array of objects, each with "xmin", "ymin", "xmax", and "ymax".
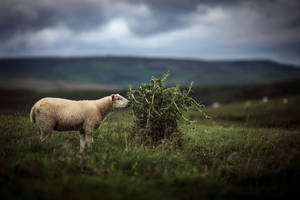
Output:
[
  {"xmin": 82, "ymin": 118, "xmax": 100, "ymax": 151},
  {"xmin": 84, "ymin": 121, "xmax": 96, "ymax": 150},
  {"xmin": 79, "ymin": 130, "xmax": 86, "ymax": 152},
  {"xmin": 86, "ymin": 131, "xmax": 94, "ymax": 148}
]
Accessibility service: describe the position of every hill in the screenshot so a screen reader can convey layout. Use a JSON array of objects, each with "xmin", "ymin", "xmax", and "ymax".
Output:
[
  {"xmin": 191, "ymin": 77, "xmax": 300, "ymax": 105},
  {"xmin": 1, "ymin": 77, "xmax": 300, "ymax": 115},
  {"xmin": 1, "ymin": 56, "xmax": 300, "ymax": 90}
]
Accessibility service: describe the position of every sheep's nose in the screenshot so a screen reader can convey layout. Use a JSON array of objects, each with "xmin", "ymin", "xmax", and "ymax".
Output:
[{"xmin": 126, "ymin": 101, "xmax": 131, "ymax": 107}]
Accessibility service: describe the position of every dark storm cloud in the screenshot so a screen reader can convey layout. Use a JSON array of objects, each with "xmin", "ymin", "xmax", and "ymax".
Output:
[
  {"xmin": 0, "ymin": 0, "xmax": 278, "ymax": 40},
  {"xmin": 0, "ymin": 0, "xmax": 192, "ymax": 41},
  {"xmin": 0, "ymin": 0, "xmax": 107, "ymax": 41},
  {"xmin": 127, "ymin": 0, "xmax": 277, "ymax": 35},
  {"xmin": 0, "ymin": 0, "xmax": 300, "ymax": 65}
]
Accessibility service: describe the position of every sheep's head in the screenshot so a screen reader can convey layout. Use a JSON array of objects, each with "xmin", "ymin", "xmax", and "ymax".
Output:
[{"xmin": 111, "ymin": 94, "xmax": 130, "ymax": 109}]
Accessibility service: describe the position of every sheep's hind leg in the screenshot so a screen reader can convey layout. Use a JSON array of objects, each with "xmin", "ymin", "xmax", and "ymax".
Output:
[
  {"xmin": 38, "ymin": 116, "xmax": 54, "ymax": 142},
  {"xmin": 40, "ymin": 128, "xmax": 53, "ymax": 142}
]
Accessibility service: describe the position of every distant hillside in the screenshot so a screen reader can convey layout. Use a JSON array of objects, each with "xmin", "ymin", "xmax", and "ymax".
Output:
[
  {"xmin": 1, "ymin": 78, "xmax": 300, "ymax": 114},
  {"xmin": 1, "ymin": 56, "xmax": 300, "ymax": 89},
  {"xmin": 191, "ymin": 77, "xmax": 300, "ymax": 105}
]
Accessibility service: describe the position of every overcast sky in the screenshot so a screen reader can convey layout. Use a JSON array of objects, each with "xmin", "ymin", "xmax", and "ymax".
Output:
[{"xmin": 1, "ymin": 0, "xmax": 300, "ymax": 65}]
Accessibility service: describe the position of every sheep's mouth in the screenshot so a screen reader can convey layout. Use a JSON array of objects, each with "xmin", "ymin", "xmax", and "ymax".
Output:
[{"xmin": 126, "ymin": 102, "xmax": 131, "ymax": 108}]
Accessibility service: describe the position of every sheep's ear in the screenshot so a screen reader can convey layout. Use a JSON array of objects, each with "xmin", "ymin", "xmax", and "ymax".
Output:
[{"xmin": 111, "ymin": 94, "xmax": 115, "ymax": 101}]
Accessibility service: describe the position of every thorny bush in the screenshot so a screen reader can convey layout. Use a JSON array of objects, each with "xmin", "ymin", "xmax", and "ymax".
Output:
[{"xmin": 128, "ymin": 72, "xmax": 207, "ymax": 145}]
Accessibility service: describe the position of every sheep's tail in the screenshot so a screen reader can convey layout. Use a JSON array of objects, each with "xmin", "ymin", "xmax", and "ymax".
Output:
[{"xmin": 30, "ymin": 106, "xmax": 36, "ymax": 124}]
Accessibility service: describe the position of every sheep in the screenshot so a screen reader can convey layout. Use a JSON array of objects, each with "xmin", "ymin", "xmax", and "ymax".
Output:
[
  {"xmin": 262, "ymin": 96, "xmax": 268, "ymax": 103},
  {"xmin": 212, "ymin": 102, "xmax": 220, "ymax": 108},
  {"xmin": 30, "ymin": 94, "xmax": 130, "ymax": 152}
]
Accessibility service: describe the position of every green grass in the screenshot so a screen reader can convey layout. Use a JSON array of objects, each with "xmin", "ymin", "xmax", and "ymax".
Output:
[
  {"xmin": 0, "ymin": 97, "xmax": 299, "ymax": 199},
  {"xmin": 190, "ymin": 95, "xmax": 300, "ymax": 130}
]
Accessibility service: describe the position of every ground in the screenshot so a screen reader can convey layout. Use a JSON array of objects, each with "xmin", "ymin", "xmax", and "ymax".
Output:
[{"xmin": 0, "ymin": 95, "xmax": 299, "ymax": 200}]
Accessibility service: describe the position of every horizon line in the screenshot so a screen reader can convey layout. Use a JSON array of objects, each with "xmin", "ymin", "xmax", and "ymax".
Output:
[{"xmin": 0, "ymin": 54, "xmax": 298, "ymax": 67}]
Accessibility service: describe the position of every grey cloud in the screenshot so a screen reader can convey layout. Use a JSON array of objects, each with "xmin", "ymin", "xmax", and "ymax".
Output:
[
  {"xmin": 0, "ymin": 0, "xmax": 300, "ymax": 65},
  {"xmin": 0, "ymin": 0, "xmax": 278, "ymax": 41},
  {"xmin": 0, "ymin": 0, "xmax": 194, "ymax": 42},
  {"xmin": 0, "ymin": 0, "xmax": 108, "ymax": 40}
]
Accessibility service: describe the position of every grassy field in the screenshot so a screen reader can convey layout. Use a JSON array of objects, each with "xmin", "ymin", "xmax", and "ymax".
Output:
[{"xmin": 0, "ymin": 96, "xmax": 299, "ymax": 199}]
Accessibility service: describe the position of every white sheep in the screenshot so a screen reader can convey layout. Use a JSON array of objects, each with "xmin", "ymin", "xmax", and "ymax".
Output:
[
  {"xmin": 30, "ymin": 94, "xmax": 130, "ymax": 152},
  {"xmin": 212, "ymin": 102, "xmax": 220, "ymax": 108},
  {"xmin": 262, "ymin": 96, "xmax": 268, "ymax": 103}
]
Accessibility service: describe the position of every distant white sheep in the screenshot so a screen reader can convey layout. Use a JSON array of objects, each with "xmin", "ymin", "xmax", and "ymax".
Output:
[
  {"xmin": 262, "ymin": 96, "xmax": 268, "ymax": 103},
  {"xmin": 30, "ymin": 94, "xmax": 130, "ymax": 152},
  {"xmin": 212, "ymin": 102, "xmax": 220, "ymax": 108},
  {"xmin": 245, "ymin": 100, "xmax": 252, "ymax": 107}
]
